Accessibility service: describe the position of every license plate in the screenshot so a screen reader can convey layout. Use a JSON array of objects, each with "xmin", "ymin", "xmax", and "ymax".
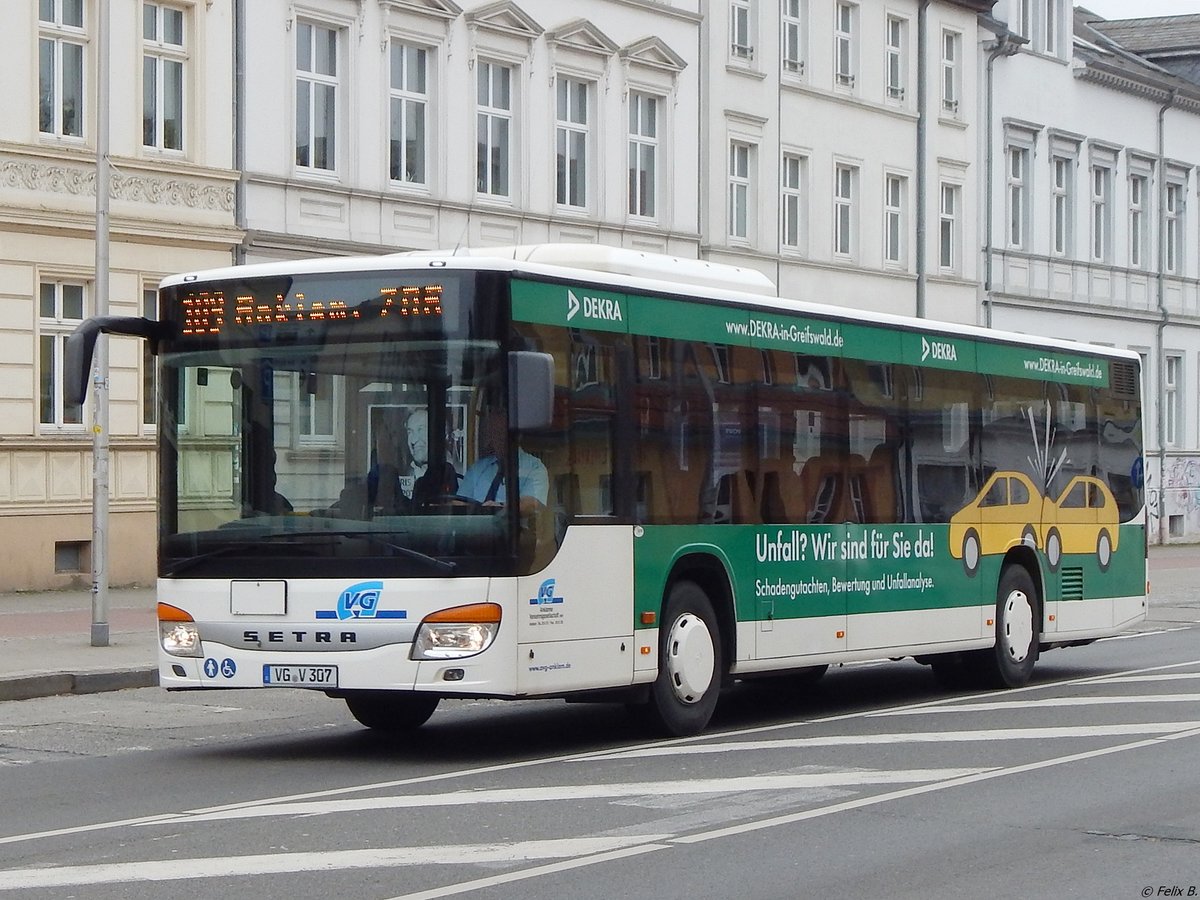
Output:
[{"xmin": 262, "ymin": 664, "xmax": 338, "ymax": 688}]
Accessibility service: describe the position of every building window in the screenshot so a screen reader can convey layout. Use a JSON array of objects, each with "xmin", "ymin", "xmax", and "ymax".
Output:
[
  {"xmin": 941, "ymin": 30, "xmax": 960, "ymax": 115},
  {"xmin": 1165, "ymin": 354, "xmax": 1181, "ymax": 447},
  {"xmin": 729, "ymin": 141, "xmax": 753, "ymax": 240},
  {"xmin": 389, "ymin": 42, "xmax": 428, "ymax": 185},
  {"xmin": 939, "ymin": 182, "xmax": 959, "ymax": 271},
  {"xmin": 1165, "ymin": 181, "xmax": 1184, "ymax": 274},
  {"xmin": 628, "ymin": 92, "xmax": 658, "ymax": 219},
  {"xmin": 556, "ymin": 77, "xmax": 589, "ymax": 209},
  {"xmin": 142, "ymin": 2, "xmax": 185, "ymax": 151},
  {"xmin": 834, "ymin": 162, "xmax": 857, "ymax": 256},
  {"xmin": 885, "ymin": 173, "xmax": 906, "ymax": 265},
  {"xmin": 886, "ymin": 16, "xmax": 905, "ymax": 101},
  {"xmin": 781, "ymin": 153, "xmax": 806, "ymax": 250},
  {"xmin": 1129, "ymin": 172, "xmax": 1147, "ymax": 269},
  {"xmin": 295, "ymin": 21, "xmax": 338, "ymax": 172},
  {"xmin": 730, "ymin": 0, "xmax": 753, "ymax": 61},
  {"xmin": 143, "ymin": 287, "xmax": 157, "ymax": 427},
  {"xmin": 782, "ymin": 0, "xmax": 805, "ymax": 75},
  {"xmin": 1052, "ymin": 156, "xmax": 1072, "ymax": 256},
  {"xmin": 38, "ymin": 0, "xmax": 86, "ymax": 138},
  {"xmin": 299, "ymin": 373, "xmax": 339, "ymax": 444},
  {"xmin": 477, "ymin": 61, "xmax": 512, "ymax": 197},
  {"xmin": 1008, "ymin": 146, "xmax": 1029, "ymax": 249},
  {"xmin": 1044, "ymin": 0, "xmax": 1061, "ymax": 56},
  {"xmin": 39, "ymin": 280, "xmax": 86, "ymax": 428},
  {"xmin": 1091, "ymin": 165, "xmax": 1111, "ymax": 262},
  {"xmin": 835, "ymin": 3, "xmax": 856, "ymax": 88}
]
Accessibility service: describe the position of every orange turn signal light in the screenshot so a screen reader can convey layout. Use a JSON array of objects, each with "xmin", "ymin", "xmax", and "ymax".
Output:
[
  {"xmin": 640, "ymin": 611, "xmax": 657, "ymax": 625},
  {"xmin": 422, "ymin": 602, "xmax": 502, "ymax": 624},
  {"xmin": 157, "ymin": 602, "xmax": 194, "ymax": 622}
]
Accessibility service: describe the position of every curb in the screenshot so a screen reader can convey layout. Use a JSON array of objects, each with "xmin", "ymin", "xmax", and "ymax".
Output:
[{"xmin": 0, "ymin": 668, "xmax": 158, "ymax": 702}]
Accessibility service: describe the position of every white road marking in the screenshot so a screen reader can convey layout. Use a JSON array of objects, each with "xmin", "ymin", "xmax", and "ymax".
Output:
[
  {"xmin": 383, "ymin": 724, "xmax": 1200, "ymax": 900},
  {"xmin": 1091, "ymin": 673, "xmax": 1200, "ymax": 684},
  {"xmin": 146, "ymin": 769, "xmax": 987, "ymax": 826},
  {"xmin": 585, "ymin": 722, "xmax": 1200, "ymax": 759},
  {"xmin": 0, "ymin": 836, "xmax": 672, "ymax": 890},
  {"xmin": 873, "ymin": 693, "xmax": 1200, "ymax": 715},
  {"xmin": 3, "ymin": 658, "xmax": 1199, "ymax": 850}
]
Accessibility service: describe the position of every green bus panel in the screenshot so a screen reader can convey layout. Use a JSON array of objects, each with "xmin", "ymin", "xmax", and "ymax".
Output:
[
  {"xmin": 511, "ymin": 278, "xmax": 1115, "ymax": 387},
  {"xmin": 632, "ymin": 523, "xmax": 1146, "ymax": 632}
]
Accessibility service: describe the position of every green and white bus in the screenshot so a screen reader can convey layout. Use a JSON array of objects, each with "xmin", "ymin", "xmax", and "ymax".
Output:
[{"xmin": 68, "ymin": 245, "xmax": 1146, "ymax": 736}]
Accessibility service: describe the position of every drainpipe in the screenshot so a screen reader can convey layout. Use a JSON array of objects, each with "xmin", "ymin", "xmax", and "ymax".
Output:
[
  {"xmin": 1156, "ymin": 90, "xmax": 1175, "ymax": 545},
  {"xmin": 234, "ymin": 0, "xmax": 247, "ymax": 265},
  {"xmin": 982, "ymin": 32, "xmax": 1024, "ymax": 329},
  {"xmin": 916, "ymin": 1, "xmax": 928, "ymax": 318}
]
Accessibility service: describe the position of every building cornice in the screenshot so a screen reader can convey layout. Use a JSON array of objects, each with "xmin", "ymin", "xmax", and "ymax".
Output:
[{"xmin": 0, "ymin": 145, "xmax": 238, "ymax": 214}]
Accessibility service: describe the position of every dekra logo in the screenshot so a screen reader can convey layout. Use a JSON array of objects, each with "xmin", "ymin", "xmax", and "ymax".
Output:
[
  {"xmin": 567, "ymin": 289, "xmax": 623, "ymax": 323},
  {"xmin": 921, "ymin": 336, "xmax": 958, "ymax": 362}
]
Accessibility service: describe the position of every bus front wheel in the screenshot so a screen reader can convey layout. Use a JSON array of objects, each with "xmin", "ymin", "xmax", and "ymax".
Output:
[
  {"xmin": 343, "ymin": 691, "xmax": 439, "ymax": 733},
  {"xmin": 641, "ymin": 581, "xmax": 723, "ymax": 737}
]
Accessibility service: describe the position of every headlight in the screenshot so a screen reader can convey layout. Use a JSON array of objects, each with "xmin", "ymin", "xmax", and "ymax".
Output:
[
  {"xmin": 158, "ymin": 602, "xmax": 203, "ymax": 658},
  {"xmin": 411, "ymin": 603, "xmax": 501, "ymax": 660}
]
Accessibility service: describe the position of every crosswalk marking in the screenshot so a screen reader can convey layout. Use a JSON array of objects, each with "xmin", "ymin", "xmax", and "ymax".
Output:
[
  {"xmin": 585, "ymin": 722, "xmax": 1200, "ymax": 760},
  {"xmin": 0, "ymin": 836, "xmax": 673, "ymax": 891},
  {"xmin": 873, "ymin": 693, "xmax": 1200, "ymax": 715},
  {"xmin": 150, "ymin": 769, "xmax": 988, "ymax": 826}
]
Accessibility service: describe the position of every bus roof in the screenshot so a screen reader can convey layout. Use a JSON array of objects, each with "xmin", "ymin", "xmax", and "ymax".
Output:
[{"xmin": 159, "ymin": 245, "xmax": 1140, "ymax": 366}]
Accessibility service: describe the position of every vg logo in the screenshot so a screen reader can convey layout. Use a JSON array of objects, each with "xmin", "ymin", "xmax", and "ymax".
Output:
[
  {"xmin": 530, "ymin": 578, "xmax": 564, "ymax": 606},
  {"xmin": 336, "ymin": 580, "xmax": 384, "ymax": 619}
]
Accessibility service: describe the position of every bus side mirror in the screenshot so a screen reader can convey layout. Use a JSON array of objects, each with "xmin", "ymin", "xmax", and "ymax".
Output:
[
  {"xmin": 65, "ymin": 316, "xmax": 168, "ymax": 406},
  {"xmin": 508, "ymin": 351, "xmax": 554, "ymax": 431}
]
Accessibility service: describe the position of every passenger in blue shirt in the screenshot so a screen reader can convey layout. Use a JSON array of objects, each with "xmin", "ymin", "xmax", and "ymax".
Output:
[{"xmin": 457, "ymin": 408, "xmax": 548, "ymax": 516}]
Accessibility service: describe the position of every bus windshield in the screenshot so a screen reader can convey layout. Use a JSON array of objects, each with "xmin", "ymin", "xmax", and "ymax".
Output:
[{"xmin": 156, "ymin": 269, "xmax": 519, "ymax": 579}]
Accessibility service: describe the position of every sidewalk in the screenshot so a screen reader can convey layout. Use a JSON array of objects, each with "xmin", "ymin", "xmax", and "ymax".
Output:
[{"xmin": 2, "ymin": 546, "xmax": 1200, "ymax": 703}]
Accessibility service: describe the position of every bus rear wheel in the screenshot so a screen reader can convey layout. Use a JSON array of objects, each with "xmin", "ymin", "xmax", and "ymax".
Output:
[
  {"xmin": 967, "ymin": 565, "xmax": 1039, "ymax": 688},
  {"xmin": 343, "ymin": 691, "xmax": 439, "ymax": 732},
  {"xmin": 640, "ymin": 580, "xmax": 723, "ymax": 737}
]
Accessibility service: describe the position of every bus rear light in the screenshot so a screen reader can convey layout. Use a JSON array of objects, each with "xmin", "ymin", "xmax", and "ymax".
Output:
[
  {"xmin": 411, "ymin": 603, "xmax": 501, "ymax": 660},
  {"xmin": 158, "ymin": 604, "xmax": 202, "ymax": 658}
]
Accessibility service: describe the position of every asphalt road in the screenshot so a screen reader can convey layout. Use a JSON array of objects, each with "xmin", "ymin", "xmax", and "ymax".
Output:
[{"xmin": 0, "ymin": 616, "xmax": 1197, "ymax": 900}]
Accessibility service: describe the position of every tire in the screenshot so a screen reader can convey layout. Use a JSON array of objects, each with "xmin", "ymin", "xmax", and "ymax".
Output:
[
  {"xmin": 640, "ymin": 580, "xmax": 723, "ymax": 737},
  {"xmin": 344, "ymin": 691, "xmax": 439, "ymax": 733},
  {"xmin": 1097, "ymin": 530, "xmax": 1113, "ymax": 572},
  {"xmin": 961, "ymin": 528, "xmax": 981, "ymax": 578},
  {"xmin": 1045, "ymin": 527, "xmax": 1062, "ymax": 571},
  {"xmin": 967, "ymin": 565, "xmax": 1039, "ymax": 688}
]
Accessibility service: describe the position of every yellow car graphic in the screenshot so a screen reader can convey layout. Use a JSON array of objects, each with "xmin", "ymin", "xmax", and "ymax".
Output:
[
  {"xmin": 1042, "ymin": 475, "xmax": 1120, "ymax": 572},
  {"xmin": 949, "ymin": 471, "xmax": 1043, "ymax": 577}
]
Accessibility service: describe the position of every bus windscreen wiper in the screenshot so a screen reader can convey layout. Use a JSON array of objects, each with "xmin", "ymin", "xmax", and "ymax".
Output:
[
  {"xmin": 163, "ymin": 531, "xmax": 455, "ymax": 576},
  {"xmin": 315, "ymin": 530, "xmax": 457, "ymax": 575}
]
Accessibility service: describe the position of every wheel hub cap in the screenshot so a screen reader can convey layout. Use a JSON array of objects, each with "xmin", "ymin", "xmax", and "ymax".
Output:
[
  {"xmin": 666, "ymin": 613, "xmax": 715, "ymax": 704},
  {"xmin": 1002, "ymin": 589, "xmax": 1034, "ymax": 663}
]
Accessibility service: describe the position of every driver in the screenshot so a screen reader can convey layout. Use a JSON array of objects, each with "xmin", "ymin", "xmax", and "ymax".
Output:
[{"xmin": 457, "ymin": 407, "xmax": 548, "ymax": 515}]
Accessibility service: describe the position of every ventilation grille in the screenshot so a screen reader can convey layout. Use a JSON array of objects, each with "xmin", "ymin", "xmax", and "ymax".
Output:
[
  {"xmin": 1110, "ymin": 361, "xmax": 1139, "ymax": 397},
  {"xmin": 1060, "ymin": 567, "xmax": 1085, "ymax": 600}
]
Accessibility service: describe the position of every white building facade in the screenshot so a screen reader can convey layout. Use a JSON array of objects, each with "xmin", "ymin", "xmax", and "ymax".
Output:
[
  {"xmin": 236, "ymin": 0, "xmax": 703, "ymax": 263},
  {"xmin": 985, "ymin": 2, "xmax": 1200, "ymax": 542},
  {"xmin": 6, "ymin": 0, "xmax": 1200, "ymax": 590},
  {"xmin": 699, "ymin": 0, "xmax": 992, "ymax": 325},
  {"xmin": 0, "ymin": 0, "xmax": 239, "ymax": 589}
]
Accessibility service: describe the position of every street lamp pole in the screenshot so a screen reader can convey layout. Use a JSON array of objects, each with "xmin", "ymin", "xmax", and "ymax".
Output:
[{"xmin": 91, "ymin": 0, "xmax": 111, "ymax": 647}]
